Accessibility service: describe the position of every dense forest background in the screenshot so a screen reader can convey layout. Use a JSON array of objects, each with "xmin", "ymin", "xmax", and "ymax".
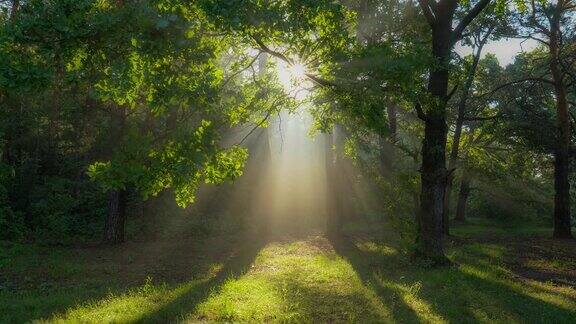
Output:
[
  {"xmin": 1, "ymin": 0, "xmax": 576, "ymax": 322},
  {"xmin": 1, "ymin": 0, "xmax": 574, "ymax": 254}
]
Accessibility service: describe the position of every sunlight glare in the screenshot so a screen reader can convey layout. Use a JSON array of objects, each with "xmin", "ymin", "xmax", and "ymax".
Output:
[
  {"xmin": 276, "ymin": 60, "xmax": 309, "ymax": 99},
  {"xmin": 290, "ymin": 62, "xmax": 306, "ymax": 79}
]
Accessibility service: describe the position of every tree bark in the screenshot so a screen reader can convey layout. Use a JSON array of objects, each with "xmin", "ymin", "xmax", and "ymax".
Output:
[
  {"xmin": 416, "ymin": 9, "xmax": 454, "ymax": 264},
  {"xmin": 553, "ymin": 149, "xmax": 572, "ymax": 238},
  {"xmin": 104, "ymin": 104, "xmax": 128, "ymax": 244},
  {"xmin": 104, "ymin": 189, "xmax": 128, "ymax": 244},
  {"xmin": 549, "ymin": 8, "xmax": 572, "ymax": 239},
  {"xmin": 455, "ymin": 169, "xmax": 471, "ymax": 221}
]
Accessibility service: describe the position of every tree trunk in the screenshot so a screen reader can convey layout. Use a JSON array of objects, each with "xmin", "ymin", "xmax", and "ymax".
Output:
[
  {"xmin": 549, "ymin": 15, "xmax": 572, "ymax": 239},
  {"xmin": 333, "ymin": 125, "xmax": 346, "ymax": 236},
  {"xmin": 416, "ymin": 15, "xmax": 453, "ymax": 264},
  {"xmin": 387, "ymin": 104, "xmax": 398, "ymax": 143},
  {"xmin": 379, "ymin": 104, "xmax": 398, "ymax": 175},
  {"xmin": 103, "ymin": 104, "xmax": 128, "ymax": 244},
  {"xmin": 418, "ymin": 112, "xmax": 448, "ymax": 262},
  {"xmin": 326, "ymin": 126, "xmax": 344, "ymax": 237},
  {"xmin": 10, "ymin": 0, "xmax": 19, "ymax": 21},
  {"xmin": 442, "ymin": 35, "xmax": 487, "ymax": 235},
  {"xmin": 455, "ymin": 169, "xmax": 471, "ymax": 221},
  {"xmin": 325, "ymin": 129, "xmax": 336, "ymax": 236},
  {"xmin": 104, "ymin": 189, "xmax": 128, "ymax": 244},
  {"xmin": 553, "ymin": 149, "xmax": 572, "ymax": 238}
]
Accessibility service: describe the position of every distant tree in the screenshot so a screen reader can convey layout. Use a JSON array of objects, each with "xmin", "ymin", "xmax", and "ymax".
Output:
[{"xmin": 506, "ymin": 1, "xmax": 575, "ymax": 238}]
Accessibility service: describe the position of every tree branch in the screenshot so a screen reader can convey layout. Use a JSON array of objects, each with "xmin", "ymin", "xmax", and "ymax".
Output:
[
  {"xmin": 221, "ymin": 53, "xmax": 261, "ymax": 88},
  {"xmin": 475, "ymin": 76, "xmax": 556, "ymax": 99},
  {"xmin": 417, "ymin": 0, "xmax": 436, "ymax": 26},
  {"xmin": 252, "ymin": 36, "xmax": 338, "ymax": 88},
  {"xmin": 452, "ymin": 0, "xmax": 493, "ymax": 44},
  {"xmin": 414, "ymin": 102, "xmax": 427, "ymax": 121},
  {"xmin": 464, "ymin": 114, "xmax": 502, "ymax": 121}
]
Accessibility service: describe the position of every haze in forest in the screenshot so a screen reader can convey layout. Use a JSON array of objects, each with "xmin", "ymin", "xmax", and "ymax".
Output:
[{"xmin": 1, "ymin": 0, "xmax": 575, "ymax": 322}]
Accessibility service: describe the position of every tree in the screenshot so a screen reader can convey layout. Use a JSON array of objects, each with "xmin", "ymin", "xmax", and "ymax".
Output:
[
  {"xmin": 442, "ymin": 6, "xmax": 507, "ymax": 231},
  {"xmin": 0, "ymin": 0, "xmax": 293, "ymax": 244},
  {"xmin": 509, "ymin": 1, "xmax": 575, "ymax": 238},
  {"xmin": 412, "ymin": 0, "xmax": 493, "ymax": 263}
]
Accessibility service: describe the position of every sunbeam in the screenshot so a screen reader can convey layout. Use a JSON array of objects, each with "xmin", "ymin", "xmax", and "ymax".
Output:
[{"xmin": 276, "ymin": 59, "xmax": 310, "ymax": 100}]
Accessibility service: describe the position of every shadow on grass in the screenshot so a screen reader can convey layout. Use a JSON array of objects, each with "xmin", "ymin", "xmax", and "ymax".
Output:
[
  {"xmin": 0, "ymin": 242, "xmax": 133, "ymax": 324},
  {"xmin": 330, "ymin": 233, "xmax": 576, "ymax": 323},
  {"xmin": 0, "ymin": 284, "xmax": 125, "ymax": 323},
  {"xmin": 261, "ymin": 251, "xmax": 393, "ymax": 322},
  {"xmin": 134, "ymin": 233, "xmax": 267, "ymax": 323},
  {"xmin": 329, "ymin": 234, "xmax": 423, "ymax": 323},
  {"xmin": 164, "ymin": 234, "xmax": 395, "ymax": 322}
]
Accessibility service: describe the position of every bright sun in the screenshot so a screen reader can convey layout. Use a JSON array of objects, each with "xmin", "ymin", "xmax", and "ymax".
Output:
[
  {"xmin": 290, "ymin": 62, "xmax": 306, "ymax": 79},
  {"xmin": 276, "ymin": 60, "xmax": 309, "ymax": 97}
]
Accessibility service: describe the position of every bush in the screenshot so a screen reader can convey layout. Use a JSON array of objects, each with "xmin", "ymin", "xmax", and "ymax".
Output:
[
  {"xmin": 27, "ymin": 176, "xmax": 107, "ymax": 244},
  {"xmin": 468, "ymin": 190, "xmax": 551, "ymax": 227},
  {"xmin": 0, "ymin": 162, "xmax": 25, "ymax": 240},
  {"xmin": 0, "ymin": 193, "xmax": 26, "ymax": 241}
]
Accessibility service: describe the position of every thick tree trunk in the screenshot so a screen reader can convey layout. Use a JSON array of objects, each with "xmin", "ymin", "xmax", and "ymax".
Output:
[
  {"xmin": 104, "ymin": 189, "xmax": 128, "ymax": 244},
  {"xmin": 553, "ymin": 149, "xmax": 572, "ymax": 238},
  {"xmin": 455, "ymin": 169, "xmax": 471, "ymax": 221},
  {"xmin": 418, "ymin": 112, "xmax": 448, "ymax": 261},
  {"xmin": 549, "ymin": 17, "xmax": 572, "ymax": 239},
  {"xmin": 416, "ymin": 16, "xmax": 453, "ymax": 264}
]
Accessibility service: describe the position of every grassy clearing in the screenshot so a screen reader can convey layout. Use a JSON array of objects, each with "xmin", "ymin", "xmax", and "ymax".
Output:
[{"xmin": 2, "ymin": 221, "xmax": 576, "ymax": 323}]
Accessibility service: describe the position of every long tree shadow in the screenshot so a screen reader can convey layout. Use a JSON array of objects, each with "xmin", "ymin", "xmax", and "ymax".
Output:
[
  {"xmin": 330, "ymin": 231, "xmax": 576, "ymax": 323},
  {"xmin": 329, "ymin": 233, "xmax": 424, "ymax": 323},
  {"xmin": 132, "ymin": 127, "xmax": 276, "ymax": 322},
  {"xmin": 134, "ymin": 232, "xmax": 268, "ymax": 323}
]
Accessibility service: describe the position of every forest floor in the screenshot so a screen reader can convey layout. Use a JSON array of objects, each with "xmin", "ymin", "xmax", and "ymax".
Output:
[{"xmin": 2, "ymin": 217, "xmax": 576, "ymax": 323}]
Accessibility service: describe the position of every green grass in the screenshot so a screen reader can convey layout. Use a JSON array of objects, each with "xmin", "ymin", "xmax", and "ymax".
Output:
[
  {"xmin": 451, "ymin": 217, "xmax": 554, "ymax": 237},
  {"xmin": 2, "ymin": 222, "xmax": 576, "ymax": 323}
]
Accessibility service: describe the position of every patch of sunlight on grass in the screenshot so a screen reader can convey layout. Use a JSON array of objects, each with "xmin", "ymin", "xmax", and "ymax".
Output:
[
  {"xmin": 355, "ymin": 241, "xmax": 397, "ymax": 256},
  {"xmin": 524, "ymin": 279, "xmax": 576, "ymax": 298},
  {"xmin": 524, "ymin": 257, "xmax": 576, "ymax": 272},
  {"xmin": 22, "ymin": 236, "xmax": 576, "ymax": 323},
  {"xmin": 193, "ymin": 277, "xmax": 285, "ymax": 321},
  {"xmin": 187, "ymin": 237, "xmax": 392, "ymax": 322},
  {"xmin": 364, "ymin": 240, "xmax": 576, "ymax": 323},
  {"xmin": 42, "ymin": 278, "xmax": 203, "ymax": 323},
  {"xmin": 459, "ymin": 260, "xmax": 576, "ymax": 315},
  {"xmin": 376, "ymin": 278, "xmax": 446, "ymax": 323}
]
